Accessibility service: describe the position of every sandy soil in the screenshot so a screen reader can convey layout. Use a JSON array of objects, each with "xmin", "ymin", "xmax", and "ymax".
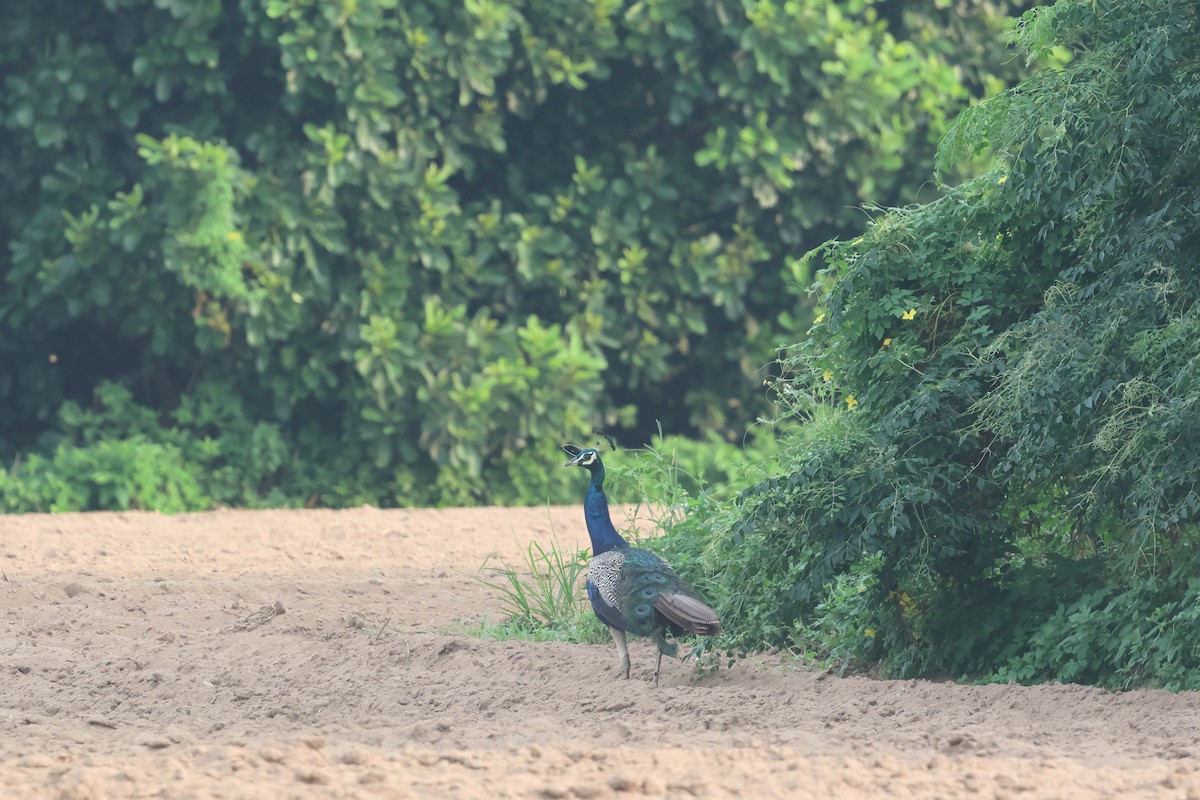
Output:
[{"xmin": 2, "ymin": 506, "xmax": 1200, "ymax": 799}]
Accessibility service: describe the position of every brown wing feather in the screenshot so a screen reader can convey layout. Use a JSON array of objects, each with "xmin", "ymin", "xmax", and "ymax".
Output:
[{"xmin": 654, "ymin": 591, "xmax": 722, "ymax": 636}]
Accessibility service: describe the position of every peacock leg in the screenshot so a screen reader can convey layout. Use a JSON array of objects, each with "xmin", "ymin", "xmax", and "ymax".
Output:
[
  {"xmin": 610, "ymin": 627, "xmax": 631, "ymax": 679},
  {"xmin": 654, "ymin": 648, "xmax": 664, "ymax": 687}
]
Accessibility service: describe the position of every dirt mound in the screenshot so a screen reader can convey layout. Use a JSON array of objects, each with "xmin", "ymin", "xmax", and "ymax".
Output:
[{"xmin": 3, "ymin": 507, "xmax": 1199, "ymax": 798}]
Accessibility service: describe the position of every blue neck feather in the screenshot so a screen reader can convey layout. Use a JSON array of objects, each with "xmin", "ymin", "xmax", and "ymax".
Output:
[{"xmin": 581, "ymin": 464, "xmax": 627, "ymax": 555}]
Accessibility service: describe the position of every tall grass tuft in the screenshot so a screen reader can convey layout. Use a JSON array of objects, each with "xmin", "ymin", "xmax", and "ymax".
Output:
[{"xmin": 473, "ymin": 528, "xmax": 608, "ymax": 644}]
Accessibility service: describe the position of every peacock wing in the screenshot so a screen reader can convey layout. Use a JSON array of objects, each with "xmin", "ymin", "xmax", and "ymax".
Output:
[{"xmin": 587, "ymin": 550, "xmax": 647, "ymax": 634}]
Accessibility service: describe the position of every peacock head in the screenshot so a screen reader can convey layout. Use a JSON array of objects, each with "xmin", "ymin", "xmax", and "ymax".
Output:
[{"xmin": 562, "ymin": 443, "xmax": 602, "ymax": 471}]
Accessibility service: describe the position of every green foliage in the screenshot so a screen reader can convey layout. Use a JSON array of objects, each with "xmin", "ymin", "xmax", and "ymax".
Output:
[
  {"xmin": 0, "ymin": 0, "xmax": 1024, "ymax": 509},
  {"xmin": 0, "ymin": 382, "xmax": 301, "ymax": 511},
  {"xmin": 606, "ymin": 423, "xmax": 788, "ymax": 505},
  {"xmin": 0, "ymin": 438, "xmax": 205, "ymax": 514},
  {"xmin": 993, "ymin": 570, "xmax": 1200, "ymax": 691},
  {"xmin": 689, "ymin": 0, "xmax": 1200, "ymax": 688}
]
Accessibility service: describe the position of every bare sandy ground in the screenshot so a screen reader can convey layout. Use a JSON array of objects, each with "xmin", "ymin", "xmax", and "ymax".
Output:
[{"xmin": 2, "ymin": 506, "xmax": 1200, "ymax": 799}]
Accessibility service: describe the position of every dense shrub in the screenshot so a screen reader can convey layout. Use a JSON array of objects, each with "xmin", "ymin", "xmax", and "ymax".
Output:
[
  {"xmin": 688, "ymin": 0, "xmax": 1200, "ymax": 688},
  {"xmin": 0, "ymin": 0, "xmax": 1023, "ymax": 509}
]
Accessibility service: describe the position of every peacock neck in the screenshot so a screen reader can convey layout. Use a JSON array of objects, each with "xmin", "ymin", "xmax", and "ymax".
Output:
[{"xmin": 583, "ymin": 467, "xmax": 627, "ymax": 555}]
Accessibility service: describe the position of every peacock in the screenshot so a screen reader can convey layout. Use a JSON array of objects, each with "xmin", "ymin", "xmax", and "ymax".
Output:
[{"xmin": 562, "ymin": 443, "xmax": 721, "ymax": 684}]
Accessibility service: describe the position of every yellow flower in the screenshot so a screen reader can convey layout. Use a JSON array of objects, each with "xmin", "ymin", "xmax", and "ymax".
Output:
[
  {"xmin": 822, "ymin": 369, "xmax": 833, "ymax": 382},
  {"xmin": 997, "ymin": 175, "xmax": 1008, "ymax": 185},
  {"xmin": 228, "ymin": 231, "xmax": 243, "ymax": 241},
  {"xmin": 845, "ymin": 395, "xmax": 858, "ymax": 409},
  {"xmin": 882, "ymin": 338, "xmax": 892, "ymax": 348},
  {"xmin": 864, "ymin": 628, "xmax": 876, "ymax": 639},
  {"xmin": 901, "ymin": 308, "xmax": 917, "ymax": 320},
  {"xmin": 813, "ymin": 312, "xmax": 825, "ymax": 324}
]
